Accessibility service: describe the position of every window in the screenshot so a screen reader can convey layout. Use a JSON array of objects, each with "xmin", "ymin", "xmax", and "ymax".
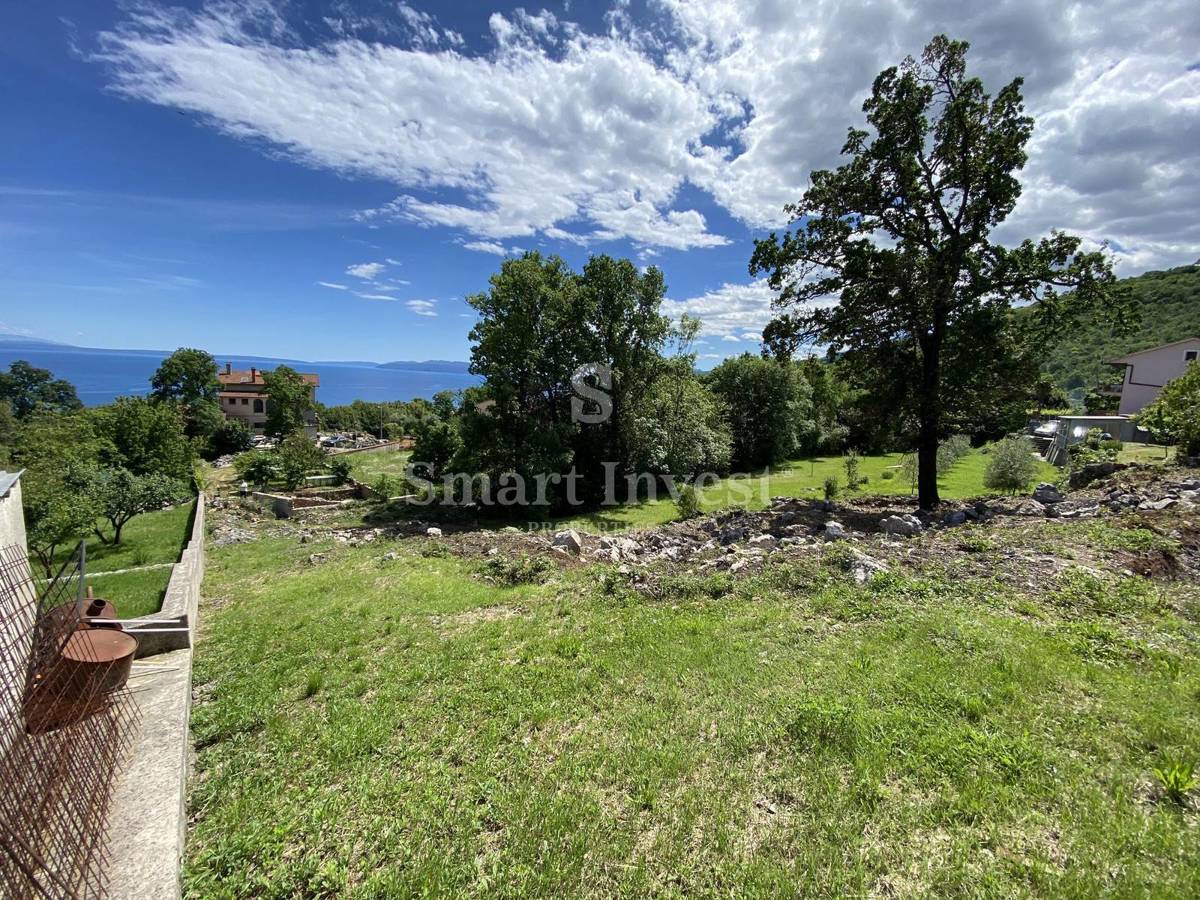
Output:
[
  {"xmin": 253, "ymin": 421, "xmax": 265, "ymax": 429},
  {"xmin": 1185, "ymin": 350, "xmax": 1198, "ymax": 362},
  {"xmin": 241, "ymin": 398, "xmax": 249, "ymax": 406},
  {"xmin": 253, "ymin": 399, "xmax": 264, "ymax": 413}
]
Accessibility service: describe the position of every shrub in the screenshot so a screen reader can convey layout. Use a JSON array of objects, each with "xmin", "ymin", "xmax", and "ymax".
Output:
[
  {"xmin": 983, "ymin": 436, "xmax": 1038, "ymax": 495},
  {"xmin": 843, "ymin": 450, "xmax": 861, "ymax": 490},
  {"xmin": 880, "ymin": 469, "xmax": 895, "ymax": 481},
  {"xmin": 278, "ymin": 431, "xmax": 327, "ymax": 489},
  {"xmin": 328, "ymin": 455, "xmax": 353, "ymax": 485},
  {"xmin": 675, "ymin": 483, "xmax": 701, "ymax": 520},
  {"xmin": 481, "ymin": 554, "xmax": 556, "ymax": 586},
  {"xmin": 823, "ymin": 476, "xmax": 839, "ymax": 500},
  {"xmin": 936, "ymin": 434, "xmax": 971, "ymax": 475},
  {"xmin": 233, "ymin": 449, "xmax": 278, "ymax": 488}
]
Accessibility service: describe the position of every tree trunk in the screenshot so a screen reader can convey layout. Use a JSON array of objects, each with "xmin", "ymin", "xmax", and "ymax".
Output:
[{"xmin": 917, "ymin": 329, "xmax": 943, "ymax": 510}]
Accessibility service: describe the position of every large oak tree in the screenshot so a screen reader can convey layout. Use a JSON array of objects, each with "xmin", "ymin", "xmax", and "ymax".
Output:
[{"xmin": 751, "ymin": 36, "xmax": 1132, "ymax": 508}]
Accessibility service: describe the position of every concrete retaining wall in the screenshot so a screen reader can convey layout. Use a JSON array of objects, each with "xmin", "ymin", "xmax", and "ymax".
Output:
[
  {"xmin": 125, "ymin": 494, "xmax": 205, "ymax": 658},
  {"xmin": 106, "ymin": 491, "xmax": 208, "ymax": 898}
]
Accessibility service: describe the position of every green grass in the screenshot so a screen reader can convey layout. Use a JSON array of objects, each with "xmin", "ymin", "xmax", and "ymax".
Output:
[
  {"xmin": 1118, "ymin": 442, "xmax": 1177, "ymax": 466},
  {"xmin": 555, "ymin": 448, "xmax": 1058, "ymax": 531},
  {"xmin": 51, "ymin": 501, "xmax": 196, "ymax": 574},
  {"xmin": 347, "ymin": 449, "xmax": 413, "ymax": 482},
  {"xmin": 85, "ymin": 566, "xmax": 174, "ymax": 619},
  {"xmin": 42, "ymin": 500, "xmax": 195, "ymax": 619},
  {"xmin": 187, "ymin": 522, "xmax": 1200, "ymax": 897}
]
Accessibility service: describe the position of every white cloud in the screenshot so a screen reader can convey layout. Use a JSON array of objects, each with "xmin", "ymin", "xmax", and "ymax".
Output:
[
  {"xmin": 406, "ymin": 299, "xmax": 438, "ymax": 317},
  {"xmin": 355, "ymin": 292, "xmax": 397, "ymax": 301},
  {"xmin": 96, "ymin": 4, "xmax": 728, "ymax": 251},
  {"xmin": 95, "ymin": 0, "xmax": 1200, "ymax": 270},
  {"xmin": 461, "ymin": 240, "xmax": 509, "ymax": 256},
  {"xmin": 345, "ymin": 261, "xmax": 386, "ymax": 280},
  {"xmin": 317, "ymin": 280, "xmax": 348, "ymax": 290},
  {"xmin": 662, "ymin": 279, "xmax": 777, "ymax": 341}
]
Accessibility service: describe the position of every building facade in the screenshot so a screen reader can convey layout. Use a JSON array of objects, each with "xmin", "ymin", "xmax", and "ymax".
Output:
[
  {"xmin": 217, "ymin": 364, "xmax": 320, "ymax": 436},
  {"xmin": 1107, "ymin": 338, "xmax": 1200, "ymax": 415}
]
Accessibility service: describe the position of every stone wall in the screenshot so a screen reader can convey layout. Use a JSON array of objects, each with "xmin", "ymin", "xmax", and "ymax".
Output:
[{"xmin": 124, "ymin": 494, "xmax": 205, "ymax": 658}]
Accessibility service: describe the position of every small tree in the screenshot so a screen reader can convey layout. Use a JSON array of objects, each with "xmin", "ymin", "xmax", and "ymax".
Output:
[
  {"xmin": 1137, "ymin": 362, "xmax": 1200, "ymax": 458},
  {"xmin": 675, "ymin": 483, "xmax": 701, "ymax": 520},
  {"xmin": 88, "ymin": 467, "xmax": 187, "ymax": 544},
  {"xmin": 277, "ymin": 431, "xmax": 326, "ymax": 489},
  {"xmin": 843, "ymin": 450, "xmax": 861, "ymax": 491},
  {"xmin": 328, "ymin": 455, "xmax": 353, "ymax": 485},
  {"xmin": 233, "ymin": 449, "xmax": 278, "ymax": 488},
  {"xmin": 23, "ymin": 472, "xmax": 97, "ymax": 577},
  {"xmin": 983, "ymin": 436, "xmax": 1038, "ymax": 495},
  {"xmin": 823, "ymin": 476, "xmax": 840, "ymax": 501}
]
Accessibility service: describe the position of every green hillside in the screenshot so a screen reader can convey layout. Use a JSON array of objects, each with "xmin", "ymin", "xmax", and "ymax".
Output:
[{"xmin": 1043, "ymin": 262, "xmax": 1200, "ymax": 396}]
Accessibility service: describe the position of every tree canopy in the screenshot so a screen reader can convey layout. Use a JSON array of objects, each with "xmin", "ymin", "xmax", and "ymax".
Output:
[
  {"xmin": 262, "ymin": 366, "xmax": 316, "ymax": 438},
  {"xmin": 0, "ymin": 360, "xmax": 81, "ymax": 420},
  {"xmin": 151, "ymin": 347, "xmax": 224, "ymax": 447},
  {"xmin": 750, "ymin": 35, "xmax": 1130, "ymax": 507}
]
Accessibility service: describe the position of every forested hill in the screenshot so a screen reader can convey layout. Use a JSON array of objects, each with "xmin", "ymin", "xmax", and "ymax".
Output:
[{"xmin": 1043, "ymin": 262, "xmax": 1200, "ymax": 394}]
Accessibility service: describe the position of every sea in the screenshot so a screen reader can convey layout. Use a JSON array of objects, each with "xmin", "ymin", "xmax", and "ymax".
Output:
[{"xmin": 0, "ymin": 343, "xmax": 481, "ymax": 407}]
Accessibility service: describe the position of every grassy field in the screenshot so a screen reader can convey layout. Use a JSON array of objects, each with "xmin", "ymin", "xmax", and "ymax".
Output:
[
  {"xmin": 187, "ymin": 512, "xmax": 1200, "ymax": 896},
  {"xmin": 557, "ymin": 448, "xmax": 1059, "ymax": 531},
  {"xmin": 44, "ymin": 501, "xmax": 195, "ymax": 618},
  {"xmin": 346, "ymin": 448, "xmax": 413, "ymax": 482},
  {"xmin": 1119, "ymin": 442, "xmax": 1177, "ymax": 466}
]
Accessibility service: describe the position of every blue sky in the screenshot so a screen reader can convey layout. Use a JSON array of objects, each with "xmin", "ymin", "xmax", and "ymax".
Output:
[{"xmin": 2, "ymin": 0, "xmax": 1197, "ymax": 363}]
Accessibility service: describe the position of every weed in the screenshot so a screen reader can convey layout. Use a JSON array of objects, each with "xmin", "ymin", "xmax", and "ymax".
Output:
[
  {"xmin": 1153, "ymin": 756, "xmax": 1199, "ymax": 806},
  {"xmin": 480, "ymin": 553, "xmax": 556, "ymax": 586}
]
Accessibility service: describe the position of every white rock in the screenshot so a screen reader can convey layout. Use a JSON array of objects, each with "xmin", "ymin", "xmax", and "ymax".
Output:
[
  {"xmin": 426, "ymin": 527, "xmax": 443, "ymax": 537},
  {"xmin": 823, "ymin": 521, "xmax": 847, "ymax": 541},
  {"xmin": 552, "ymin": 529, "xmax": 583, "ymax": 553}
]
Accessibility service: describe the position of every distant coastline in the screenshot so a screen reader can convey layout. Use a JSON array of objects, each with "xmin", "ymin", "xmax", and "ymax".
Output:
[{"xmin": 0, "ymin": 336, "xmax": 478, "ymax": 407}]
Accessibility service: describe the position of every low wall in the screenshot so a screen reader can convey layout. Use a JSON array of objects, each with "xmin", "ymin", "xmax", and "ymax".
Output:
[
  {"xmin": 124, "ymin": 494, "xmax": 205, "ymax": 658},
  {"xmin": 329, "ymin": 439, "xmax": 410, "ymax": 456},
  {"xmin": 106, "ymin": 492, "xmax": 208, "ymax": 898}
]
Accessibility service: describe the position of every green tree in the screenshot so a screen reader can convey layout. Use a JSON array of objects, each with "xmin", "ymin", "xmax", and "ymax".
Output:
[
  {"xmin": 628, "ymin": 369, "xmax": 731, "ymax": 477},
  {"xmin": 750, "ymin": 36, "xmax": 1129, "ymax": 507},
  {"xmin": 277, "ymin": 430, "xmax": 326, "ymax": 489},
  {"xmin": 983, "ymin": 436, "xmax": 1038, "ymax": 494},
  {"xmin": 705, "ymin": 354, "xmax": 813, "ymax": 469},
  {"xmin": 0, "ymin": 360, "xmax": 81, "ymax": 420},
  {"xmin": 262, "ymin": 366, "xmax": 316, "ymax": 438},
  {"xmin": 87, "ymin": 467, "xmax": 186, "ymax": 545},
  {"xmin": 23, "ymin": 469, "xmax": 97, "ymax": 577},
  {"xmin": 459, "ymin": 253, "xmax": 583, "ymax": 504},
  {"xmin": 1137, "ymin": 362, "xmax": 1200, "ymax": 457},
  {"xmin": 209, "ymin": 419, "xmax": 253, "ymax": 457},
  {"xmin": 233, "ymin": 449, "xmax": 278, "ymax": 487},
  {"xmin": 150, "ymin": 348, "xmax": 223, "ymax": 448},
  {"xmin": 411, "ymin": 417, "xmax": 462, "ymax": 479},
  {"xmin": 94, "ymin": 396, "xmax": 195, "ymax": 481}
]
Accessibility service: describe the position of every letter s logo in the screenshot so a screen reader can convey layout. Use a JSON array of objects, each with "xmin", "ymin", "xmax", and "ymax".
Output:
[{"xmin": 571, "ymin": 363, "xmax": 613, "ymax": 424}]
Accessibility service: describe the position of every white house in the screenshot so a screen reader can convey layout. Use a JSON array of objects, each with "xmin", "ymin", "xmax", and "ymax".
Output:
[{"xmin": 1107, "ymin": 337, "xmax": 1200, "ymax": 415}]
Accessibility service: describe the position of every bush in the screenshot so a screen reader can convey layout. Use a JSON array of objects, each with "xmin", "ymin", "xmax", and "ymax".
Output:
[
  {"xmin": 233, "ymin": 449, "xmax": 278, "ymax": 487},
  {"xmin": 328, "ymin": 455, "xmax": 353, "ymax": 485},
  {"xmin": 209, "ymin": 419, "xmax": 253, "ymax": 457},
  {"xmin": 880, "ymin": 469, "xmax": 895, "ymax": 481},
  {"xmin": 983, "ymin": 437, "xmax": 1038, "ymax": 495},
  {"xmin": 843, "ymin": 450, "xmax": 861, "ymax": 491},
  {"xmin": 675, "ymin": 483, "xmax": 701, "ymax": 520},
  {"xmin": 278, "ymin": 431, "xmax": 326, "ymax": 489},
  {"xmin": 823, "ymin": 476, "xmax": 839, "ymax": 500}
]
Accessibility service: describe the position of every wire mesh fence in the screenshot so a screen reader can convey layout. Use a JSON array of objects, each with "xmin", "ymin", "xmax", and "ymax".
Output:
[{"xmin": 0, "ymin": 542, "xmax": 140, "ymax": 899}]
